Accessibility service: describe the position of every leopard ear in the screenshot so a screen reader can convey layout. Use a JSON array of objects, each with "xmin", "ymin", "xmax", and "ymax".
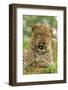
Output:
[
  {"xmin": 50, "ymin": 28, "xmax": 57, "ymax": 38},
  {"xmin": 31, "ymin": 24, "xmax": 37, "ymax": 32},
  {"xmin": 44, "ymin": 23, "xmax": 49, "ymax": 28}
]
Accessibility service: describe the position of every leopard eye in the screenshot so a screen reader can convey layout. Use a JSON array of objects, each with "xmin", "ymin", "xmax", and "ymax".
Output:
[
  {"xmin": 38, "ymin": 32, "xmax": 42, "ymax": 35},
  {"xmin": 43, "ymin": 42, "xmax": 46, "ymax": 44}
]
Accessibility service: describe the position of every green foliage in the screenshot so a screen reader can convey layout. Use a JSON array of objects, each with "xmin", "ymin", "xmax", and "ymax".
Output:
[
  {"xmin": 44, "ymin": 63, "xmax": 57, "ymax": 73},
  {"xmin": 23, "ymin": 41, "xmax": 29, "ymax": 49}
]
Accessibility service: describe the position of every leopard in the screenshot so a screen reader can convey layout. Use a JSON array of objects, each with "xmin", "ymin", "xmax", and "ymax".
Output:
[{"xmin": 23, "ymin": 24, "xmax": 54, "ymax": 74}]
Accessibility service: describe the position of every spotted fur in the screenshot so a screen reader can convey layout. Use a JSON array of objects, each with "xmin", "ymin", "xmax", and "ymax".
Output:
[{"xmin": 23, "ymin": 24, "xmax": 53, "ymax": 74}]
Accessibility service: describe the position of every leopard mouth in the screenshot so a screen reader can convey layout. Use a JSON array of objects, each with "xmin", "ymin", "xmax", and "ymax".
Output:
[
  {"xmin": 33, "ymin": 44, "xmax": 49, "ymax": 55},
  {"xmin": 37, "ymin": 48, "xmax": 49, "ymax": 55}
]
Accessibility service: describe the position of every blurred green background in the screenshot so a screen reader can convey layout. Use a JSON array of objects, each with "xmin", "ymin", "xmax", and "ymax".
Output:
[{"xmin": 23, "ymin": 15, "xmax": 57, "ymax": 74}]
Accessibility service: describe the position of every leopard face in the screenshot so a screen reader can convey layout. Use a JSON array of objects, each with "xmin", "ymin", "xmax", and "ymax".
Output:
[{"xmin": 30, "ymin": 24, "xmax": 52, "ymax": 55}]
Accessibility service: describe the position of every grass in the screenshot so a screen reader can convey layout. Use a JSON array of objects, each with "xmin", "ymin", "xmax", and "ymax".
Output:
[
  {"xmin": 23, "ymin": 61, "xmax": 57, "ymax": 74},
  {"xmin": 23, "ymin": 41, "xmax": 29, "ymax": 49}
]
